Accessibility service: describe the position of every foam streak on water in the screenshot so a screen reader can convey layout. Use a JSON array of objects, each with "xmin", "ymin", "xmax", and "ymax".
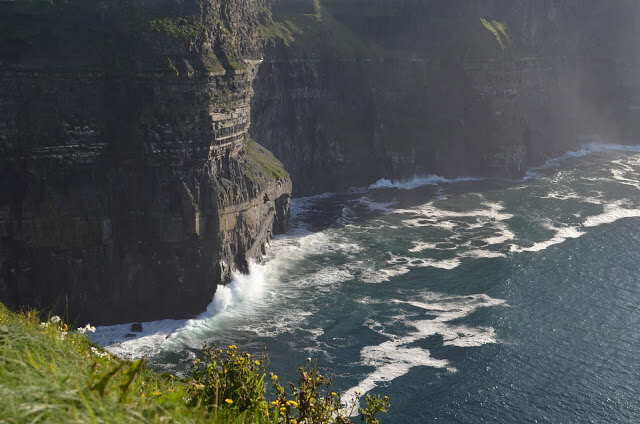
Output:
[{"xmin": 92, "ymin": 143, "xmax": 640, "ymax": 423}]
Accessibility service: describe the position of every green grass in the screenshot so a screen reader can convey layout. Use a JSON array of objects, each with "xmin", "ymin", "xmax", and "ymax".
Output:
[
  {"xmin": 0, "ymin": 303, "xmax": 389, "ymax": 423},
  {"xmin": 0, "ymin": 304, "xmax": 253, "ymax": 423},
  {"xmin": 480, "ymin": 18, "xmax": 511, "ymax": 50},
  {"xmin": 148, "ymin": 16, "xmax": 206, "ymax": 41},
  {"xmin": 243, "ymin": 139, "xmax": 290, "ymax": 186},
  {"xmin": 258, "ymin": 3, "xmax": 387, "ymax": 58}
]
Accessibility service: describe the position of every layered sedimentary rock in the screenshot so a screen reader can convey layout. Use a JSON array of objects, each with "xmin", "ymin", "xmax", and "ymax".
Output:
[
  {"xmin": 252, "ymin": 0, "xmax": 640, "ymax": 194},
  {"xmin": 0, "ymin": 0, "xmax": 290, "ymax": 324},
  {"xmin": 3, "ymin": 0, "xmax": 640, "ymax": 322}
]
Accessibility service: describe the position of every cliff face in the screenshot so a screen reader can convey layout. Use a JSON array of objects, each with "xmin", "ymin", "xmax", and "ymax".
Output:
[
  {"xmin": 3, "ymin": 1, "xmax": 640, "ymax": 323},
  {"xmin": 0, "ymin": 0, "xmax": 291, "ymax": 324},
  {"xmin": 252, "ymin": 0, "xmax": 640, "ymax": 194}
]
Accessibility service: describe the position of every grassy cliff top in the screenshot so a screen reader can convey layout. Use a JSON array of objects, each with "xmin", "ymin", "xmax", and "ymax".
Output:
[
  {"xmin": 0, "ymin": 303, "xmax": 389, "ymax": 423},
  {"xmin": 0, "ymin": 302, "xmax": 212, "ymax": 423},
  {"xmin": 0, "ymin": 0, "xmax": 248, "ymax": 75}
]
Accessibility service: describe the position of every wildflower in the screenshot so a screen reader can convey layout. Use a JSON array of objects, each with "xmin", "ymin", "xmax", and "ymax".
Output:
[
  {"xmin": 90, "ymin": 346, "xmax": 109, "ymax": 358},
  {"xmin": 40, "ymin": 322, "xmax": 49, "ymax": 329},
  {"xmin": 331, "ymin": 392, "xmax": 337, "ymax": 397},
  {"xmin": 152, "ymin": 391, "xmax": 162, "ymax": 397},
  {"xmin": 224, "ymin": 398, "xmax": 234, "ymax": 404},
  {"xmin": 287, "ymin": 400, "xmax": 299, "ymax": 407},
  {"xmin": 271, "ymin": 401, "xmax": 279, "ymax": 405},
  {"xmin": 255, "ymin": 360, "xmax": 260, "ymax": 366},
  {"xmin": 77, "ymin": 324, "xmax": 95, "ymax": 334},
  {"xmin": 228, "ymin": 344, "xmax": 236, "ymax": 349},
  {"xmin": 50, "ymin": 316, "xmax": 61, "ymax": 323}
]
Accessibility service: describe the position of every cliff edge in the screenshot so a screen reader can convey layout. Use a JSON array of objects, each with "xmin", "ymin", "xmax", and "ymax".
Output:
[
  {"xmin": 252, "ymin": 0, "xmax": 640, "ymax": 194},
  {"xmin": 0, "ymin": 0, "xmax": 291, "ymax": 324}
]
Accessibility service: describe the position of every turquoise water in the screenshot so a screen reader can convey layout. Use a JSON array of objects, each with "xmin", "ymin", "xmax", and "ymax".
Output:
[{"xmin": 94, "ymin": 143, "xmax": 640, "ymax": 423}]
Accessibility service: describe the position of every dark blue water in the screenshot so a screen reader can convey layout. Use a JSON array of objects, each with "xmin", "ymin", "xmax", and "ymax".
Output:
[{"xmin": 94, "ymin": 143, "xmax": 640, "ymax": 423}]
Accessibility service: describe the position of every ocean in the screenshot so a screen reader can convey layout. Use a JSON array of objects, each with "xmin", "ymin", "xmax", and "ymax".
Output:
[{"xmin": 92, "ymin": 143, "xmax": 640, "ymax": 423}]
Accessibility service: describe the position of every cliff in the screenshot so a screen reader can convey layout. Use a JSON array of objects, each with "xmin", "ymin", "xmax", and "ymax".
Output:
[
  {"xmin": 0, "ymin": 0, "xmax": 291, "ymax": 324},
  {"xmin": 252, "ymin": 0, "xmax": 640, "ymax": 194},
  {"xmin": 3, "ymin": 0, "xmax": 640, "ymax": 323}
]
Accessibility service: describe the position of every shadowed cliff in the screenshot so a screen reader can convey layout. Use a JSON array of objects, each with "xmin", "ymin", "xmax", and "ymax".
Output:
[
  {"xmin": 251, "ymin": 0, "xmax": 640, "ymax": 194},
  {"xmin": 0, "ymin": 0, "xmax": 291, "ymax": 324}
]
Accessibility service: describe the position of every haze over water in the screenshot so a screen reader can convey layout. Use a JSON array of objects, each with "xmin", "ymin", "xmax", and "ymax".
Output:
[{"xmin": 93, "ymin": 143, "xmax": 640, "ymax": 423}]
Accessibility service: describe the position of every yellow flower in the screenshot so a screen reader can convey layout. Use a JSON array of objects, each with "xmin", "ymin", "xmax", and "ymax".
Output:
[
  {"xmin": 287, "ymin": 400, "xmax": 299, "ymax": 408},
  {"xmin": 225, "ymin": 398, "xmax": 234, "ymax": 405},
  {"xmin": 228, "ymin": 345, "xmax": 236, "ymax": 349},
  {"xmin": 255, "ymin": 360, "xmax": 260, "ymax": 366},
  {"xmin": 331, "ymin": 392, "xmax": 337, "ymax": 397},
  {"xmin": 152, "ymin": 391, "xmax": 162, "ymax": 397},
  {"xmin": 271, "ymin": 401, "xmax": 279, "ymax": 405}
]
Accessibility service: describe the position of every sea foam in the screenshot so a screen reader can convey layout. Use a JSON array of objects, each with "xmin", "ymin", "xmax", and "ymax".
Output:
[
  {"xmin": 369, "ymin": 174, "xmax": 481, "ymax": 190},
  {"xmin": 343, "ymin": 293, "xmax": 506, "ymax": 414}
]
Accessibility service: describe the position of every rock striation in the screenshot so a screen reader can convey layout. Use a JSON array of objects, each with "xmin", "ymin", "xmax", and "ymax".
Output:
[
  {"xmin": 3, "ymin": 0, "xmax": 640, "ymax": 322},
  {"xmin": 252, "ymin": 0, "xmax": 640, "ymax": 194},
  {"xmin": 0, "ymin": 0, "xmax": 290, "ymax": 324}
]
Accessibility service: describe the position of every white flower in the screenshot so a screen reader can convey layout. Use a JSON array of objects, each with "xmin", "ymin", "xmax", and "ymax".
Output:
[
  {"xmin": 40, "ymin": 322, "xmax": 49, "ymax": 328},
  {"xmin": 57, "ymin": 332, "xmax": 66, "ymax": 340},
  {"xmin": 50, "ymin": 316, "xmax": 61, "ymax": 323},
  {"xmin": 90, "ymin": 346, "xmax": 108, "ymax": 358},
  {"xmin": 77, "ymin": 324, "xmax": 96, "ymax": 334}
]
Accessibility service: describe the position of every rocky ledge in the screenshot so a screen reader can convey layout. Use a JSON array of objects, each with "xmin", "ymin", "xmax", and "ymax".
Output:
[{"xmin": 0, "ymin": 0, "xmax": 290, "ymax": 324}]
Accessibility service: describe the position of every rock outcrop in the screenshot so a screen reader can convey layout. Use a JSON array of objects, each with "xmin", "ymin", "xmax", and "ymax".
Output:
[
  {"xmin": 0, "ymin": 0, "xmax": 290, "ymax": 324},
  {"xmin": 3, "ymin": 0, "xmax": 640, "ymax": 322},
  {"xmin": 252, "ymin": 0, "xmax": 640, "ymax": 194}
]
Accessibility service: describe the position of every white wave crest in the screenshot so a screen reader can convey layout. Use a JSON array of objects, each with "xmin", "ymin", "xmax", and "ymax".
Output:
[
  {"xmin": 204, "ymin": 262, "xmax": 267, "ymax": 314},
  {"xmin": 343, "ymin": 293, "xmax": 506, "ymax": 414},
  {"xmin": 533, "ymin": 142, "xmax": 640, "ymax": 171},
  {"xmin": 369, "ymin": 174, "xmax": 481, "ymax": 190},
  {"xmin": 582, "ymin": 202, "xmax": 640, "ymax": 228}
]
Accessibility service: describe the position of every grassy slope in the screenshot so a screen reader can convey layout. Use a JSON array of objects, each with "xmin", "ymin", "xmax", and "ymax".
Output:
[
  {"xmin": 0, "ymin": 303, "xmax": 387, "ymax": 423},
  {"xmin": 0, "ymin": 303, "xmax": 250, "ymax": 424},
  {"xmin": 243, "ymin": 139, "xmax": 290, "ymax": 188}
]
